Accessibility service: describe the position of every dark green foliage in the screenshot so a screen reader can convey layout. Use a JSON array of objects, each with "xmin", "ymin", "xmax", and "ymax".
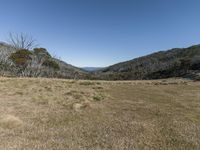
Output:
[
  {"xmin": 93, "ymin": 94, "xmax": 104, "ymax": 101},
  {"xmin": 33, "ymin": 48, "xmax": 51, "ymax": 57},
  {"xmin": 79, "ymin": 81, "xmax": 95, "ymax": 86},
  {"xmin": 191, "ymin": 56, "xmax": 200, "ymax": 70},
  {"xmin": 9, "ymin": 49, "xmax": 32, "ymax": 66},
  {"xmin": 42, "ymin": 59, "xmax": 60, "ymax": 70}
]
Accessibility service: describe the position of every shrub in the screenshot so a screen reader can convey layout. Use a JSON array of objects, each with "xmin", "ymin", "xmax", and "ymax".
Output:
[
  {"xmin": 93, "ymin": 94, "xmax": 104, "ymax": 101},
  {"xmin": 42, "ymin": 59, "xmax": 60, "ymax": 70},
  {"xmin": 79, "ymin": 81, "xmax": 95, "ymax": 86},
  {"xmin": 9, "ymin": 49, "xmax": 32, "ymax": 66},
  {"xmin": 33, "ymin": 48, "xmax": 51, "ymax": 57}
]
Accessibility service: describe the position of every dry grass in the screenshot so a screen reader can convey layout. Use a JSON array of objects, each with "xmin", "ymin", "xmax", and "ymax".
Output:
[{"xmin": 0, "ymin": 77, "xmax": 199, "ymax": 150}]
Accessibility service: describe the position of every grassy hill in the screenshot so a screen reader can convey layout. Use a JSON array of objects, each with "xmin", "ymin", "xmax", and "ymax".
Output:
[
  {"xmin": 96, "ymin": 45, "xmax": 200, "ymax": 80},
  {"xmin": 0, "ymin": 77, "xmax": 200, "ymax": 149}
]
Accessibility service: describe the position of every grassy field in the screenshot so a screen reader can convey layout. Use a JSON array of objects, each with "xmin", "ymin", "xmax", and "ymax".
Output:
[{"xmin": 0, "ymin": 77, "xmax": 200, "ymax": 150}]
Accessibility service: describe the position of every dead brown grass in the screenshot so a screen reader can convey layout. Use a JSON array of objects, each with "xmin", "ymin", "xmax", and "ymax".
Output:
[
  {"xmin": 0, "ymin": 115, "xmax": 23, "ymax": 129},
  {"xmin": 0, "ymin": 77, "xmax": 199, "ymax": 149}
]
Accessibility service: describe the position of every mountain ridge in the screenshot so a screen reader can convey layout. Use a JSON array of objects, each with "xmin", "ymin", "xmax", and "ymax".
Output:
[
  {"xmin": 0, "ymin": 42, "xmax": 199, "ymax": 80},
  {"xmin": 93, "ymin": 45, "xmax": 200, "ymax": 80}
]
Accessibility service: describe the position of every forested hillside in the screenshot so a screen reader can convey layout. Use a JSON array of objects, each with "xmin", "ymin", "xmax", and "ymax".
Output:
[{"xmin": 94, "ymin": 45, "xmax": 200, "ymax": 80}]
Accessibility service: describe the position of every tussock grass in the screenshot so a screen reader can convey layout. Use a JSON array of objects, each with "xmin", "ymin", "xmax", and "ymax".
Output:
[
  {"xmin": 93, "ymin": 94, "xmax": 104, "ymax": 101},
  {"xmin": 0, "ymin": 77, "xmax": 199, "ymax": 149}
]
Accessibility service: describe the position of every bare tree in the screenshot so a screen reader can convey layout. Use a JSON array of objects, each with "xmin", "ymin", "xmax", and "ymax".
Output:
[
  {"xmin": 20, "ymin": 55, "xmax": 44, "ymax": 77},
  {"xmin": 0, "ymin": 48, "xmax": 13, "ymax": 65},
  {"xmin": 7, "ymin": 32, "xmax": 37, "ymax": 50},
  {"xmin": 0, "ymin": 43, "xmax": 15, "ymax": 76}
]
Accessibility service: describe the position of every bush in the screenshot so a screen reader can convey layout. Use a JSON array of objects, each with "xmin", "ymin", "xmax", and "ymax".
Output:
[
  {"xmin": 9, "ymin": 49, "xmax": 32, "ymax": 66},
  {"xmin": 33, "ymin": 48, "xmax": 51, "ymax": 57},
  {"xmin": 93, "ymin": 94, "xmax": 104, "ymax": 101},
  {"xmin": 79, "ymin": 81, "xmax": 95, "ymax": 86},
  {"xmin": 42, "ymin": 59, "xmax": 60, "ymax": 70}
]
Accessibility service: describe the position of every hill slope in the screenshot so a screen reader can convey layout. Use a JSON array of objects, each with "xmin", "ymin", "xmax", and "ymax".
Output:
[
  {"xmin": 95, "ymin": 45, "xmax": 200, "ymax": 80},
  {"xmin": 0, "ymin": 43, "xmax": 88, "ymax": 79}
]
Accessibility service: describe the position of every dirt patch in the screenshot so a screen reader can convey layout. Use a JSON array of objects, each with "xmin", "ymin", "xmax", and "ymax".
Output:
[
  {"xmin": 72, "ymin": 100, "xmax": 91, "ymax": 112},
  {"xmin": 0, "ymin": 115, "xmax": 23, "ymax": 129}
]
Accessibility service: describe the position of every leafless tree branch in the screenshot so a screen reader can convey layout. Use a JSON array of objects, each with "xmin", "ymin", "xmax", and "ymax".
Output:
[{"xmin": 7, "ymin": 32, "xmax": 38, "ymax": 50}]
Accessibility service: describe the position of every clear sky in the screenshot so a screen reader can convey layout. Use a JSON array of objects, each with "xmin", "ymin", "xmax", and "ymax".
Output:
[{"xmin": 0, "ymin": 0, "xmax": 200, "ymax": 67}]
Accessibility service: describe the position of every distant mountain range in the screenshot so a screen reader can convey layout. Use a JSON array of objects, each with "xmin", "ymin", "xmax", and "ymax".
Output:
[
  {"xmin": 0, "ymin": 42, "xmax": 199, "ymax": 80},
  {"xmin": 81, "ymin": 67, "xmax": 104, "ymax": 72}
]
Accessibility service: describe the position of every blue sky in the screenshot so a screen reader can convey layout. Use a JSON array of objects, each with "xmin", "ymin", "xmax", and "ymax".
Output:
[{"xmin": 0, "ymin": 0, "xmax": 200, "ymax": 67}]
